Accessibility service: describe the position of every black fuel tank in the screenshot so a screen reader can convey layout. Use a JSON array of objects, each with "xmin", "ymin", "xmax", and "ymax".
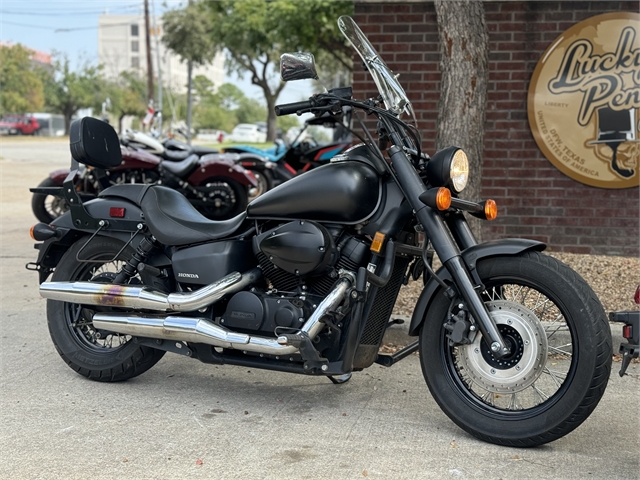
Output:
[{"xmin": 246, "ymin": 161, "xmax": 380, "ymax": 224}]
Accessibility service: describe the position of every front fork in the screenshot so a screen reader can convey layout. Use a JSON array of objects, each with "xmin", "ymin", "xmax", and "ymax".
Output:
[{"xmin": 388, "ymin": 146, "xmax": 511, "ymax": 358}]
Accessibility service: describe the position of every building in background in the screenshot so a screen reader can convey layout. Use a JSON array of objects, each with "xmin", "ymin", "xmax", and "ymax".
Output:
[{"xmin": 98, "ymin": 14, "xmax": 225, "ymax": 93}]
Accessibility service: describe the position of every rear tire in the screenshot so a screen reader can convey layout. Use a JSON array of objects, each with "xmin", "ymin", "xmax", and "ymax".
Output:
[
  {"xmin": 31, "ymin": 177, "xmax": 69, "ymax": 223},
  {"xmin": 195, "ymin": 177, "xmax": 248, "ymax": 220},
  {"xmin": 419, "ymin": 251, "xmax": 611, "ymax": 447},
  {"xmin": 47, "ymin": 236, "xmax": 165, "ymax": 382}
]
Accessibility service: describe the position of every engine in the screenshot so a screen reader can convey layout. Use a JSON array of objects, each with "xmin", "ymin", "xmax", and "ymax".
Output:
[{"xmin": 220, "ymin": 220, "xmax": 370, "ymax": 336}]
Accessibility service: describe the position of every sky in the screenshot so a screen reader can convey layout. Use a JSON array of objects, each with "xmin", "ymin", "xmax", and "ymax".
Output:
[{"xmin": 0, "ymin": 0, "xmax": 315, "ymax": 105}]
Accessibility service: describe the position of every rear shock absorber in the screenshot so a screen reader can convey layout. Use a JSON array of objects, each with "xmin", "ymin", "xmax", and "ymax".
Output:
[{"xmin": 113, "ymin": 236, "xmax": 157, "ymax": 284}]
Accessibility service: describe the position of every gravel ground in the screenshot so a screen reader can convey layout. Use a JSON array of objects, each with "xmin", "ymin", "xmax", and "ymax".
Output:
[{"xmin": 393, "ymin": 251, "xmax": 639, "ymax": 317}]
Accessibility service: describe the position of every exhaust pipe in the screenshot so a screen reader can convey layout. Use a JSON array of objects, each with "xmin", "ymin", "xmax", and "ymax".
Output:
[
  {"xmin": 40, "ymin": 269, "xmax": 261, "ymax": 312},
  {"xmin": 91, "ymin": 275, "xmax": 353, "ymax": 356}
]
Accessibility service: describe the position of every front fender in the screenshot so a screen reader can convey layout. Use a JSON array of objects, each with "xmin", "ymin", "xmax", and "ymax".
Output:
[{"xmin": 407, "ymin": 238, "xmax": 546, "ymax": 336}]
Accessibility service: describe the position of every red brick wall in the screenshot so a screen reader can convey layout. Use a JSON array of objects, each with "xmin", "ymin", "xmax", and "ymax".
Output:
[{"xmin": 352, "ymin": 1, "xmax": 640, "ymax": 256}]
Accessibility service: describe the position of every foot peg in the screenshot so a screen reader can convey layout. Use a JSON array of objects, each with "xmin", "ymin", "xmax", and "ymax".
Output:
[{"xmin": 277, "ymin": 333, "xmax": 306, "ymax": 347}]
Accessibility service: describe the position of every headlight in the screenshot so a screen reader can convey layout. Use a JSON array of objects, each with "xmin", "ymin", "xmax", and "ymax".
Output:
[
  {"xmin": 426, "ymin": 146, "xmax": 469, "ymax": 193},
  {"xmin": 450, "ymin": 149, "xmax": 469, "ymax": 193}
]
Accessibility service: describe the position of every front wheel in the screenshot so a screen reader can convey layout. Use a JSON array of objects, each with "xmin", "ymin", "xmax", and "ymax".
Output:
[
  {"xmin": 31, "ymin": 177, "xmax": 69, "ymax": 223},
  {"xmin": 419, "ymin": 251, "xmax": 611, "ymax": 447},
  {"xmin": 248, "ymin": 168, "xmax": 273, "ymax": 202}
]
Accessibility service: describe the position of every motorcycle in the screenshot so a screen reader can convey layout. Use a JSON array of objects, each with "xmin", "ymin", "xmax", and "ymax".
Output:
[
  {"xmin": 28, "ymin": 16, "xmax": 611, "ymax": 447},
  {"xmin": 224, "ymin": 114, "xmax": 352, "ymax": 198},
  {"xmin": 30, "ymin": 144, "xmax": 258, "ymax": 222},
  {"xmin": 122, "ymin": 129, "xmax": 220, "ymax": 161},
  {"xmin": 609, "ymin": 285, "xmax": 639, "ymax": 376}
]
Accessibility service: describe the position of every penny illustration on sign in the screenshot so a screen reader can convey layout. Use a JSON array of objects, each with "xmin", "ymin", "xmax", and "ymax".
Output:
[{"xmin": 528, "ymin": 12, "xmax": 640, "ymax": 189}]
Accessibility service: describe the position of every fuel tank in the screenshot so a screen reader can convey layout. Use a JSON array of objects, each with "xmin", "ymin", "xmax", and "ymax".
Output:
[{"xmin": 246, "ymin": 161, "xmax": 380, "ymax": 224}]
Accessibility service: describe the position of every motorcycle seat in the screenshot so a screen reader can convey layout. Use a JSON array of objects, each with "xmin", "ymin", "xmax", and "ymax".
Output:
[
  {"xmin": 163, "ymin": 149, "xmax": 192, "ymax": 161},
  {"xmin": 191, "ymin": 145, "xmax": 219, "ymax": 155},
  {"xmin": 161, "ymin": 154, "xmax": 199, "ymax": 177},
  {"xmin": 98, "ymin": 184, "xmax": 248, "ymax": 246}
]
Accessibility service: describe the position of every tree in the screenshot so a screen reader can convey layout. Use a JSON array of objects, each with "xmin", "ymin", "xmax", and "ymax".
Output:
[
  {"xmin": 41, "ymin": 55, "xmax": 104, "ymax": 134},
  {"xmin": 204, "ymin": 0, "xmax": 353, "ymax": 141},
  {"xmin": 434, "ymin": 0, "xmax": 489, "ymax": 240},
  {"xmin": 193, "ymin": 80, "xmax": 267, "ymax": 132},
  {"xmin": 107, "ymin": 72, "xmax": 148, "ymax": 134},
  {"xmin": 162, "ymin": 1, "xmax": 217, "ymax": 142},
  {"xmin": 0, "ymin": 44, "xmax": 44, "ymax": 114}
]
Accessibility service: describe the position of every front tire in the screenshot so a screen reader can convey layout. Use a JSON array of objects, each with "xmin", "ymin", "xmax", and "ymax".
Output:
[
  {"xmin": 47, "ymin": 236, "xmax": 165, "ymax": 382},
  {"xmin": 31, "ymin": 177, "xmax": 69, "ymax": 223},
  {"xmin": 419, "ymin": 251, "xmax": 611, "ymax": 447}
]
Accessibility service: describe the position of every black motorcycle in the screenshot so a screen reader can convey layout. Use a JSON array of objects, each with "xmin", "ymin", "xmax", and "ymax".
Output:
[{"xmin": 27, "ymin": 16, "xmax": 611, "ymax": 448}]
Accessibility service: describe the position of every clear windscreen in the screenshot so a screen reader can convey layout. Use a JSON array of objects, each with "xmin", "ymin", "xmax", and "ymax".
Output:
[{"xmin": 338, "ymin": 16, "xmax": 416, "ymax": 125}]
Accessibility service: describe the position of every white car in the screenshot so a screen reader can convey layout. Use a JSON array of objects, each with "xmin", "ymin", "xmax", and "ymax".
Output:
[{"xmin": 229, "ymin": 123, "xmax": 267, "ymax": 143}]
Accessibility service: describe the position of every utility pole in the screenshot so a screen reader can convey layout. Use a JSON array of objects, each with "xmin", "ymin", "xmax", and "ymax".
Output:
[
  {"xmin": 186, "ymin": 0, "xmax": 193, "ymax": 145},
  {"xmin": 151, "ymin": 0, "xmax": 163, "ymax": 134},
  {"xmin": 144, "ymin": 0, "xmax": 154, "ymax": 103}
]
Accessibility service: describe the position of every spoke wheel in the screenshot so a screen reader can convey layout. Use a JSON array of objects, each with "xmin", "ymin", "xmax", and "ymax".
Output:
[
  {"xmin": 194, "ymin": 178, "xmax": 248, "ymax": 220},
  {"xmin": 31, "ymin": 177, "xmax": 69, "ymax": 223},
  {"xmin": 47, "ymin": 236, "xmax": 165, "ymax": 382},
  {"xmin": 419, "ymin": 251, "xmax": 611, "ymax": 447}
]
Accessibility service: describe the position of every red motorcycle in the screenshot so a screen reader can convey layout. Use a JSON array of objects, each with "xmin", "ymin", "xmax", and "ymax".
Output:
[{"xmin": 31, "ymin": 146, "xmax": 257, "ymax": 222}]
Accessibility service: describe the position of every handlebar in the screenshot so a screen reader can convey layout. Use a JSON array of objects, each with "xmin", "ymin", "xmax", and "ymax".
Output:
[{"xmin": 274, "ymin": 100, "xmax": 314, "ymax": 116}]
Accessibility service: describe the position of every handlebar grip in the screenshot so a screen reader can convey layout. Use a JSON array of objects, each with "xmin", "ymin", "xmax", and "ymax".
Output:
[{"xmin": 274, "ymin": 100, "xmax": 313, "ymax": 116}]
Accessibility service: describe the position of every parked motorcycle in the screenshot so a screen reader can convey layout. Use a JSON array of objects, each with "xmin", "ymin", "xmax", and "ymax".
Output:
[
  {"xmin": 224, "ymin": 114, "xmax": 351, "ymax": 198},
  {"xmin": 30, "ymin": 145, "xmax": 257, "ymax": 222},
  {"xmin": 122, "ymin": 129, "xmax": 219, "ymax": 161},
  {"xmin": 28, "ymin": 17, "xmax": 611, "ymax": 447},
  {"xmin": 609, "ymin": 285, "xmax": 639, "ymax": 376}
]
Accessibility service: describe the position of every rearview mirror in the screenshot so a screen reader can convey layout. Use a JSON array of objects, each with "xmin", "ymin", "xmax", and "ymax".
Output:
[{"xmin": 280, "ymin": 52, "xmax": 319, "ymax": 82}]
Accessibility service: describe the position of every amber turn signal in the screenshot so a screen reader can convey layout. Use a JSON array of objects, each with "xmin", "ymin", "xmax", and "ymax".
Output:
[
  {"xmin": 484, "ymin": 199, "xmax": 498, "ymax": 220},
  {"xmin": 29, "ymin": 225, "xmax": 36, "ymax": 240},
  {"xmin": 370, "ymin": 231, "xmax": 386, "ymax": 253},
  {"xmin": 435, "ymin": 187, "xmax": 452, "ymax": 211}
]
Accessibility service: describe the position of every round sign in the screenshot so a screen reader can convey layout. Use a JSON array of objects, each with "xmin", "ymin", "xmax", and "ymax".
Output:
[{"xmin": 528, "ymin": 12, "xmax": 640, "ymax": 189}]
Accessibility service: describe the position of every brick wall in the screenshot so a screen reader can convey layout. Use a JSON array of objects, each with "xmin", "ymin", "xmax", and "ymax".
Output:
[{"xmin": 352, "ymin": 1, "xmax": 640, "ymax": 256}]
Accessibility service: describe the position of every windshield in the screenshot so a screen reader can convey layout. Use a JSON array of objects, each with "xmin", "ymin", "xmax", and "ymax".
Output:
[{"xmin": 338, "ymin": 16, "xmax": 416, "ymax": 124}]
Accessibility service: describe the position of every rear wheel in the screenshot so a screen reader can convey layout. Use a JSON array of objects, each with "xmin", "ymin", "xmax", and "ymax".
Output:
[
  {"xmin": 47, "ymin": 236, "xmax": 165, "ymax": 381},
  {"xmin": 419, "ymin": 251, "xmax": 611, "ymax": 447},
  {"xmin": 194, "ymin": 177, "xmax": 248, "ymax": 220},
  {"xmin": 31, "ymin": 177, "xmax": 69, "ymax": 223}
]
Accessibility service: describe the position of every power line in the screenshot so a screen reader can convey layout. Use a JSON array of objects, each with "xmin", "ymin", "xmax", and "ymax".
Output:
[
  {"xmin": 0, "ymin": 20, "xmax": 137, "ymax": 32},
  {"xmin": 1, "ymin": 9, "xmax": 139, "ymax": 16}
]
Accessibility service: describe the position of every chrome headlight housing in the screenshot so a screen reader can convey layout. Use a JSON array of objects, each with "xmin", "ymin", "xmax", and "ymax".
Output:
[{"xmin": 426, "ymin": 146, "xmax": 469, "ymax": 193}]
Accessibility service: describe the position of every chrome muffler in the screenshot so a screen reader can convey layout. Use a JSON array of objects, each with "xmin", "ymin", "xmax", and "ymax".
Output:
[
  {"xmin": 40, "ymin": 269, "xmax": 261, "ymax": 312},
  {"xmin": 91, "ymin": 275, "xmax": 353, "ymax": 355}
]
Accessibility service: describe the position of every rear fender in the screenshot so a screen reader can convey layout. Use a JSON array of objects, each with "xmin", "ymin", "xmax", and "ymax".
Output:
[
  {"xmin": 49, "ymin": 168, "xmax": 75, "ymax": 184},
  {"xmin": 407, "ymin": 238, "xmax": 546, "ymax": 336},
  {"xmin": 189, "ymin": 154, "xmax": 258, "ymax": 187},
  {"xmin": 33, "ymin": 198, "xmax": 170, "ymax": 282}
]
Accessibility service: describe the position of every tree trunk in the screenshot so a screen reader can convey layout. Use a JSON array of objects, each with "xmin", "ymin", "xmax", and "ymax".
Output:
[
  {"xmin": 64, "ymin": 112, "xmax": 73, "ymax": 135},
  {"xmin": 265, "ymin": 94, "xmax": 277, "ymax": 142},
  {"xmin": 434, "ymin": 0, "xmax": 489, "ymax": 241}
]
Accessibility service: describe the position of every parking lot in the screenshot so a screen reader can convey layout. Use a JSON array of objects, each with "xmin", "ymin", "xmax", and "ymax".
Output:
[{"xmin": 0, "ymin": 138, "xmax": 638, "ymax": 479}]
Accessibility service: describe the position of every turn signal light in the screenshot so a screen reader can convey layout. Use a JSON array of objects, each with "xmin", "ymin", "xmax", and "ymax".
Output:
[
  {"xmin": 484, "ymin": 199, "xmax": 498, "ymax": 220},
  {"xmin": 30, "ymin": 223, "xmax": 57, "ymax": 241},
  {"xmin": 435, "ymin": 187, "xmax": 452, "ymax": 211},
  {"xmin": 371, "ymin": 232, "xmax": 386, "ymax": 253}
]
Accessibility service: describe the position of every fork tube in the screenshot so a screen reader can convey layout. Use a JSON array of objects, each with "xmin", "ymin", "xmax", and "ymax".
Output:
[{"xmin": 388, "ymin": 146, "xmax": 510, "ymax": 357}]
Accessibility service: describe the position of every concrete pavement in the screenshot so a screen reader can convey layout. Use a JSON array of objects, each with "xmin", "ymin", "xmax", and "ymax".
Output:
[{"xmin": 1, "ymin": 139, "xmax": 638, "ymax": 479}]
